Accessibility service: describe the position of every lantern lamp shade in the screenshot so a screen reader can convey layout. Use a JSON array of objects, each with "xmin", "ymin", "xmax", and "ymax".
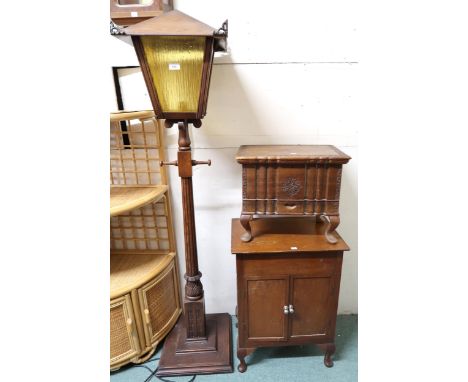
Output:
[{"xmin": 125, "ymin": 11, "xmax": 218, "ymax": 120}]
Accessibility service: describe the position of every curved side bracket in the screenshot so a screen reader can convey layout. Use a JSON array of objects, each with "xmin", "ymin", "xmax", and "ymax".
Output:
[
  {"xmin": 110, "ymin": 20, "xmax": 125, "ymax": 35},
  {"xmin": 214, "ymin": 20, "xmax": 228, "ymax": 52}
]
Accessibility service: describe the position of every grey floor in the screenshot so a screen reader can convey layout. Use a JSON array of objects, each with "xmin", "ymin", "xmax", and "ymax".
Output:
[{"xmin": 111, "ymin": 315, "xmax": 357, "ymax": 382}]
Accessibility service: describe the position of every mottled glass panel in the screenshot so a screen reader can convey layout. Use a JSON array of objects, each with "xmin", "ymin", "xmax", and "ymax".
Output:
[{"xmin": 141, "ymin": 36, "xmax": 205, "ymax": 113}]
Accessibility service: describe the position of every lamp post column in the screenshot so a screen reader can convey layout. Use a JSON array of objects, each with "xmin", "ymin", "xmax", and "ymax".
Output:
[
  {"xmin": 158, "ymin": 119, "xmax": 232, "ymax": 376},
  {"xmin": 164, "ymin": 120, "xmax": 208, "ymax": 339}
]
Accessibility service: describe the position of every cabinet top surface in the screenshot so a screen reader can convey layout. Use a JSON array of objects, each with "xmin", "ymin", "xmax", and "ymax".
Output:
[
  {"xmin": 231, "ymin": 218, "xmax": 350, "ymax": 254},
  {"xmin": 236, "ymin": 145, "xmax": 351, "ymax": 164}
]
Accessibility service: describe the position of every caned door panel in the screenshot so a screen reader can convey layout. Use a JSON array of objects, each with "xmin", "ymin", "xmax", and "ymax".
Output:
[
  {"xmin": 289, "ymin": 276, "xmax": 334, "ymax": 340},
  {"xmin": 245, "ymin": 276, "xmax": 289, "ymax": 341},
  {"xmin": 110, "ymin": 294, "xmax": 141, "ymax": 367},
  {"xmin": 138, "ymin": 261, "xmax": 181, "ymax": 346}
]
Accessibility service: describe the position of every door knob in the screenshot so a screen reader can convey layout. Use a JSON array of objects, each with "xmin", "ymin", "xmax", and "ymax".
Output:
[
  {"xmin": 289, "ymin": 304, "xmax": 295, "ymax": 314},
  {"xmin": 144, "ymin": 308, "xmax": 150, "ymax": 325},
  {"xmin": 283, "ymin": 305, "xmax": 289, "ymax": 314}
]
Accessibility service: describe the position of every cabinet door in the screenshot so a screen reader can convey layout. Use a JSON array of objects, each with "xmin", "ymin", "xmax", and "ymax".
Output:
[
  {"xmin": 243, "ymin": 276, "xmax": 289, "ymax": 342},
  {"xmin": 138, "ymin": 261, "xmax": 181, "ymax": 347},
  {"xmin": 110, "ymin": 294, "xmax": 141, "ymax": 368},
  {"xmin": 289, "ymin": 276, "xmax": 335, "ymax": 341}
]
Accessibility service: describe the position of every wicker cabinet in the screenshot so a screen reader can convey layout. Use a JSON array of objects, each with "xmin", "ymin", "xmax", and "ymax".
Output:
[
  {"xmin": 231, "ymin": 217, "xmax": 349, "ymax": 372},
  {"xmin": 110, "ymin": 111, "xmax": 182, "ymax": 370}
]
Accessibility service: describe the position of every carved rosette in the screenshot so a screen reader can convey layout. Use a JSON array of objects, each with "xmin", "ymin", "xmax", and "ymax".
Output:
[{"xmin": 282, "ymin": 177, "xmax": 301, "ymax": 197}]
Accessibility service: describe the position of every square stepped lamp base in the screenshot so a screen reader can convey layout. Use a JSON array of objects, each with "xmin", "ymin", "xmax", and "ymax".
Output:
[{"xmin": 156, "ymin": 313, "xmax": 233, "ymax": 377}]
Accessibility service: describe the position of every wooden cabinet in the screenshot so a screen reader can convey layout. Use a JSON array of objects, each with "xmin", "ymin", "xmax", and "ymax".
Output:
[
  {"xmin": 235, "ymin": 145, "xmax": 351, "ymax": 244},
  {"xmin": 231, "ymin": 217, "xmax": 349, "ymax": 372}
]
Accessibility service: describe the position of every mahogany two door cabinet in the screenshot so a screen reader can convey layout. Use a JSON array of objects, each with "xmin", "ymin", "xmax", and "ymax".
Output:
[{"xmin": 231, "ymin": 217, "xmax": 349, "ymax": 373}]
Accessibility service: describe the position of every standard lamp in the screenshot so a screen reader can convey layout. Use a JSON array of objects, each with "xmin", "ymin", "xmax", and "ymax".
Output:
[{"xmin": 125, "ymin": 10, "xmax": 231, "ymax": 377}]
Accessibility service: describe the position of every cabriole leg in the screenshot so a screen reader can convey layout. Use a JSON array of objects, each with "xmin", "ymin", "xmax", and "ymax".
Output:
[
  {"xmin": 237, "ymin": 346, "xmax": 255, "ymax": 373},
  {"xmin": 320, "ymin": 215, "xmax": 340, "ymax": 244},
  {"xmin": 319, "ymin": 343, "xmax": 336, "ymax": 367},
  {"xmin": 240, "ymin": 214, "xmax": 253, "ymax": 242}
]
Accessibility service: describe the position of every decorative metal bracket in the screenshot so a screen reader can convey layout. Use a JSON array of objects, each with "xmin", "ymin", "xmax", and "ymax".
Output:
[
  {"xmin": 214, "ymin": 20, "xmax": 228, "ymax": 52},
  {"xmin": 110, "ymin": 20, "xmax": 125, "ymax": 36}
]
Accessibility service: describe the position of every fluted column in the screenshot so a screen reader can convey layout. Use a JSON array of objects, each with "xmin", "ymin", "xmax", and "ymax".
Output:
[{"xmin": 176, "ymin": 121, "xmax": 206, "ymax": 338}]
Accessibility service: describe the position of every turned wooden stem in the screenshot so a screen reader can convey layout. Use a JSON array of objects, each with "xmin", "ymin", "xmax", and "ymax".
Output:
[
  {"xmin": 173, "ymin": 121, "xmax": 206, "ymax": 338},
  {"xmin": 178, "ymin": 121, "xmax": 191, "ymax": 150}
]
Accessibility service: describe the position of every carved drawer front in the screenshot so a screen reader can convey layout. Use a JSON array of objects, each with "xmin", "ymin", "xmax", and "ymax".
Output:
[
  {"xmin": 138, "ymin": 261, "xmax": 181, "ymax": 347},
  {"xmin": 244, "ymin": 276, "xmax": 289, "ymax": 342},
  {"xmin": 110, "ymin": 294, "xmax": 141, "ymax": 367},
  {"xmin": 289, "ymin": 276, "xmax": 334, "ymax": 340}
]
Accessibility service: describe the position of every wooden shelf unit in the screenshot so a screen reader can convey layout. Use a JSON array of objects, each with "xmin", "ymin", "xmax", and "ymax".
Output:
[{"xmin": 110, "ymin": 111, "xmax": 181, "ymax": 370}]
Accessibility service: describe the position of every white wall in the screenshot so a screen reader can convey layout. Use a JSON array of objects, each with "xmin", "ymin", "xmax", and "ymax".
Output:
[{"xmin": 110, "ymin": 0, "xmax": 358, "ymax": 314}]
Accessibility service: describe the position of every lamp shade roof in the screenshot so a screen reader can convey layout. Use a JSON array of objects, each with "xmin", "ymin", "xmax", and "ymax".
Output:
[{"xmin": 124, "ymin": 10, "xmax": 216, "ymax": 37}]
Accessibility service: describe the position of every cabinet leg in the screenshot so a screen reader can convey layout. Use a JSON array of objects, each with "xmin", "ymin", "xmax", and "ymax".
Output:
[
  {"xmin": 240, "ymin": 214, "xmax": 253, "ymax": 242},
  {"xmin": 319, "ymin": 343, "xmax": 336, "ymax": 368},
  {"xmin": 320, "ymin": 215, "xmax": 340, "ymax": 244},
  {"xmin": 237, "ymin": 346, "xmax": 255, "ymax": 373}
]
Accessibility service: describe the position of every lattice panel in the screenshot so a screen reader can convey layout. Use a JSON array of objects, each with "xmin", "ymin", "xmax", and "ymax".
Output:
[
  {"xmin": 110, "ymin": 116, "xmax": 162, "ymax": 185},
  {"xmin": 110, "ymin": 197, "xmax": 170, "ymax": 251}
]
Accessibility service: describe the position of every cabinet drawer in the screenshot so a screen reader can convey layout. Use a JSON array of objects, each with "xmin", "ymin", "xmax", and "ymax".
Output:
[
  {"xmin": 138, "ymin": 261, "xmax": 181, "ymax": 347},
  {"xmin": 238, "ymin": 253, "xmax": 339, "ymax": 278},
  {"xmin": 276, "ymin": 201, "xmax": 305, "ymax": 215},
  {"xmin": 110, "ymin": 294, "xmax": 141, "ymax": 367}
]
